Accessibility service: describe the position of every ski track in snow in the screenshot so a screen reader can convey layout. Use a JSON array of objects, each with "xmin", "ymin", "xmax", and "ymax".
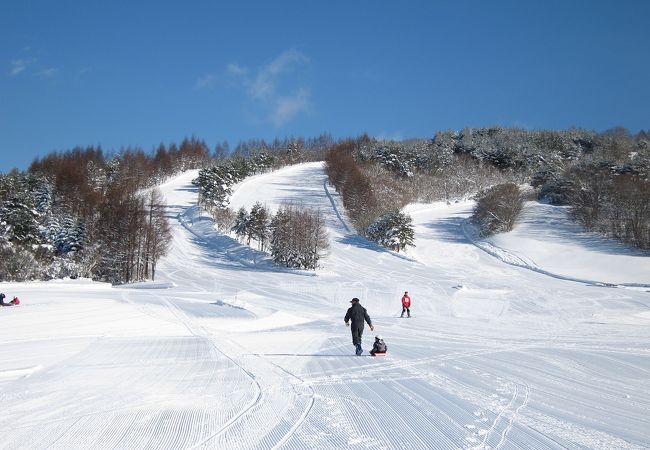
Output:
[
  {"xmin": 460, "ymin": 208, "xmax": 650, "ymax": 289},
  {"xmin": 1, "ymin": 162, "xmax": 650, "ymax": 449}
]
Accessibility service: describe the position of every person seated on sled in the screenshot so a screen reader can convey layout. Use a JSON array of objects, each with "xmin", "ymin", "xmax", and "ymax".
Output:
[
  {"xmin": 370, "ymin": 335, "xmax": 388, "ymax": 356},
  {"xmin": 1, "ymin": 294, "xmax": 20, "ymax": 306}
]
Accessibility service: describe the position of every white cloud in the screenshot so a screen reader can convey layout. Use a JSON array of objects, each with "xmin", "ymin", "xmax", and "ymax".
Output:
[
  {"xmin": 195, "ymin": 73, "xmax": 218, "ymax": 90},
  {"xmin": 270, "ymin": 88, "xmax": 311, "ymax": 127},
  {"xmin": 227, "ymin": 63, "xmax": 248, "ymax": 76},
  {"xmin": 249, "ymin": 49, "xmax": 309, "ymax": 100},
  {"xmin": 38, "ymin": 67, "xmax": 59, "ymax": 78},
  {"xmin": 9, "ymin": 59, "xmax": 59, "ymax": 79},
  {"xmin": 9, "ymin": 59, "xmax": 29, "ymax": 76},
  {"xmin": 266, "ymin": 49, "xmax": 309, "ymax": 76},
  {"xmin": 215, "ymin": 49, "xmax": 312, "ymax": 127}
]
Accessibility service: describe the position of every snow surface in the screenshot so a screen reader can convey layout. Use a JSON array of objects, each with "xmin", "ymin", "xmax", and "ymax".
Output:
[
  {"xmin": 471, "ymin": 202, "xmax": 650, "ymax": 287},
  {"xmin": 1, "ymin": 162, "xmax": 649, "ymax": 449}
]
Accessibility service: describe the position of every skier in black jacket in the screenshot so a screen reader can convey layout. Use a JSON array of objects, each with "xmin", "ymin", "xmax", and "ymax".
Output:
[{"xmin": 344, "ymin": 297, "xmax": 374, "ymax": 355}]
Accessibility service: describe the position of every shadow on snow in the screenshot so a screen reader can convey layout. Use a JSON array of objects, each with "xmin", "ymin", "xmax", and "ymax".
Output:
[
  {"xmin": 180, "ymin": 212, "xmax": 316, "ymax": 277},
  {"xmin": 335, "ymin": 235, "xmax": 418, "ymax": 264}
]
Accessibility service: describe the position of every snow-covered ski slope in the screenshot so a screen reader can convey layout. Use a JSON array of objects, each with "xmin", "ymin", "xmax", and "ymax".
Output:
[{"xmin": 2, "ymin": 162, "xmax": 649, "ymax": 449}]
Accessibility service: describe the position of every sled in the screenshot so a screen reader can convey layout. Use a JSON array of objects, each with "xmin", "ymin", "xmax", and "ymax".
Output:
[{"xmin": 371, "ymin": 353, "xmax": 387, "ymax": 357}]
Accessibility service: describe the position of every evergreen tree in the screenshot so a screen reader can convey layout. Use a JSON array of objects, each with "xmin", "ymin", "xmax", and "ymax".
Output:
[
  {"xmin": 269, "ymin": 207, "xmax": 291, "ymax": 265},
  {"xmin": 0, "ymin": 196, "xmax": 43, "ymax": 246},
  {"xmin": 232, "ymin": 207, "xmax": 251, "ymax": 243},
  {"xmin": 367, "ymin": 211, "xmax": 415, "ymax": 252},
  {"xmin": 249, "ymin": 202, "xmax": 270, "ymax": 251},
  {"xmin": 53, "ymin": 216, "xmax": 86, "ymax": 254}
]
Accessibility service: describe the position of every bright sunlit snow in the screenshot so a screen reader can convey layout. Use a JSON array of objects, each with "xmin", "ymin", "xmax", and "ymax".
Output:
[{"xmin": 1, "ymin": 162, "xmax": 649, "ymax": 449}]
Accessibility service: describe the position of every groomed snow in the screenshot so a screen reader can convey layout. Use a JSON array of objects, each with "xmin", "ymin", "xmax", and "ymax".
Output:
[
  {"xmin": 1, "ymin": 162, "xmax": 649, "ymax": 449},
  {"xmin": 474, "ymin": 202, "xmax": 650, "ymax": 286}
]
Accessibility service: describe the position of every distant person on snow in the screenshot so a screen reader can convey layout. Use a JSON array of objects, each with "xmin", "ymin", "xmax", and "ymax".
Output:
[
  {"xmin": 400, "ymin": 291, "xmax": 411, "ymax": 318},
  {"xmin": 344, "ymin": 297, "xmax": 374, "ymax": 355},
  {"xmin": 0, "ymin": 294, "xmax": 19, "ymax": 307},
  {"xmin": 370, "ymin": 335, "xmax": 388, "ymax": 356}
]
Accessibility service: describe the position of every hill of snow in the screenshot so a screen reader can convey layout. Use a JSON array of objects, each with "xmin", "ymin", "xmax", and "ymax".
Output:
[{"xmin": 1, "ymin": 162, "xmax": 649, "ymax": 449}]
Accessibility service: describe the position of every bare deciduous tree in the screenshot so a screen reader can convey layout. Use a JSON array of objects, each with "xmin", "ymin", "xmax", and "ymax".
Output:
[{"xmin": 270, "ymin": 204, "xmax": 329, "ymax": 270}]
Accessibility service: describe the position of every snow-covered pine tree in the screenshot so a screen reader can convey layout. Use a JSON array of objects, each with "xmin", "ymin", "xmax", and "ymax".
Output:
[
  {"xmin": 427, "ymin": 131, "xmax": 456, "ymax": 170},
  {"xmin": 52, "ymin": 216, "xmax": 74, "ymax": 255},
  {"xmin": 0, "ymin": 196, "xmax": 43, "ymax": 246},
  {"xmin": 249, "ymin": 151, "xmax": 274, "ymax": 174},
  {"xmin": 29, "ymin": 175, "xmax": 53, "ymax": 214},
  {"xmin": 269, "ymin": 207, "xmax": 291, "ymax": 266},
  {"xmin": 367, "ymin": 211, "xmax": 415, "ymax": 252},
  {"xmin": 193, "ymin": 167, "xmax": 233, "ymax": 211},
  {"xmin": 232, "ymin": 207, "xmax": 251, "ymax": 243}
]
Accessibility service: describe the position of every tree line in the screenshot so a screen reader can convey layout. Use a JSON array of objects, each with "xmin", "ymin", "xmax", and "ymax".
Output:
[
  {"xmin": 231, "ymin": 202, "xmax": 329, "ymax": 270},
  {"xmin": 325, "ymin": 138, "xmax": 416, "ymax": 252},
  {"xmin": 2, "ymin": 126, "xmax": 647, "ymax": 284},
  {"xmin": 193, "ymin": 156, "xmax": 330, "ymax": 269},
  {"xmin": 193, "ymin": 151, "xmax": 276, "ymax": 213},
  {"xmin": 325, "ymin": 127, "xmax": 650, "ymax": 249},
  {"xmin": 1, "ymin": 134, "xmax": 332, "ymax": 283}
]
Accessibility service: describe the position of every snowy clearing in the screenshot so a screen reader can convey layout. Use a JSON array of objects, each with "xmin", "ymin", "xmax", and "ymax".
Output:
[{"xmin": 1, "ymin": 162, "xmax": 649, "ymax": 449}]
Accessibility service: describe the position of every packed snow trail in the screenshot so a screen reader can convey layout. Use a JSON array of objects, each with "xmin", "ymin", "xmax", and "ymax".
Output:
[{"xmin": 1, "ymin": 162, "xmax": 649, "ymax": 449}]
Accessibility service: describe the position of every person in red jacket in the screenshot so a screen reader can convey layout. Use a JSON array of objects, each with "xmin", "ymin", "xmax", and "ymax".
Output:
[{"xmin": 400, "ymin": 291, "xmax": 411, "ymax": 318}]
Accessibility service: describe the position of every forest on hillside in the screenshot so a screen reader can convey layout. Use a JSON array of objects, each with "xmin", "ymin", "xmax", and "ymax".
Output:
[
  {"xmin": 325, "ymin": 127, "xmax": 650, "ymax": 248},
  {"xmin": 0, "ymin": 135, "xmax": 331, "ymax": 283},
  {"xmin": 1, "ymin": 127, "xmax": 648, "ymax": 284}
]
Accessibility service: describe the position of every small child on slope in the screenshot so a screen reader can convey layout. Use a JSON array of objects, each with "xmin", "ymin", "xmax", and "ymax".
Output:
[{"xmin": 370, "ymin": 335, "xmax": 388, "ymax": 356}]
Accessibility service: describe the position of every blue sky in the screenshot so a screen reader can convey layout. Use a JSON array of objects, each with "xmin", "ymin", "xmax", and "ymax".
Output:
[{"xmin": 1, "ymin": 1, "xmax": 649, "ymax": 172}]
